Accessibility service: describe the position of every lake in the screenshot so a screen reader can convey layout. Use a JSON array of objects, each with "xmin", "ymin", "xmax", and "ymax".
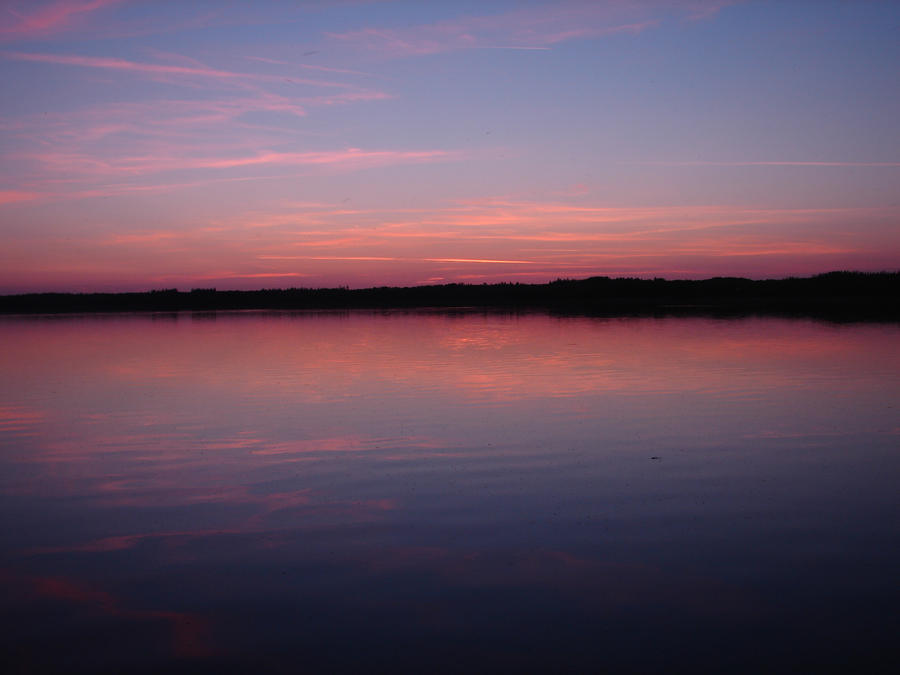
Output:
[{"xmin": 1, "ymin": 311, "xmax": 898, "ymax": 673}]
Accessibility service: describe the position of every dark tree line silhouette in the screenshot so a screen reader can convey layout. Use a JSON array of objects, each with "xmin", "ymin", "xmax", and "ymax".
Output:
[{"xmin": 1, "ymin": 271, "xmax": 898, "ymax": 319}]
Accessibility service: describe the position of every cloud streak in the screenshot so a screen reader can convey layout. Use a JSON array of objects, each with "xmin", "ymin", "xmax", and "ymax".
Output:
[
  {"xmin": 4, "ymin": 51, "xmax": 354, "ymax": 88},
  {"xmin": 0, "ymin": 190, "xmax": 39, "ymax": 206},
  {"xmin": 633, "ymin": 160, "xmax": 900, "ymax": 167},
  {"xmin": 16, "ymin": 148, "xmax": 459, "ymax": 186},
  {"xmin": 258, "ymin": 255, "xmax": 535, "ymax": 265},
  {"xmin": 0, "ymin": 0, "xmax": 120, "ymax": 39},
  {"xmin": 6, "ymin": 198, "xmax": 877, "ymax": 291},
  {"xmin": 1, "ymin": 0, "xmax": 897, "ymax": 292},
  {"xmin": 323, "ymin": 1, "xmax": 729, "ymax": 56}
]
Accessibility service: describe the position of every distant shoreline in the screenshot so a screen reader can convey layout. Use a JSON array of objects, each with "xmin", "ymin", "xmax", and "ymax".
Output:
[{"xmin": 1, "ymin": 271, "xmax": 898, "ymax": 320}]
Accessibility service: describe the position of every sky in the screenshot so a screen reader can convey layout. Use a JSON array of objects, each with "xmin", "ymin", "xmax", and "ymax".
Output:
[{"xmin": 1, "ymin": 0, "xmax": 899, "ymax": 293}]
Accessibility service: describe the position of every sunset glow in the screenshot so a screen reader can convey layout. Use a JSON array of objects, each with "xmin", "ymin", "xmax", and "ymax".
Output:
[{"xmin": 1, "ymin": 0, "xmax": 898, "ymax": 292}]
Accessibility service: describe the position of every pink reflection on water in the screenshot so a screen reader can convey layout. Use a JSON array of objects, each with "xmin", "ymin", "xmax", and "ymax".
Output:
[
  {"xmin": 1, "ymin": 313, "xmax": 898, "ymax": 671},
  {"xmin": 251, "ymin": 434, "xmax": 443, "ymax": 456},
  {"xmin": 2, "ymin": 315, "xmax": 899, "ymax": 549},
  {"xmin": 30, "ymin": 530, "xmax": 238, "ymax": 554},
  {"xmin": 1, "ymin": 313, "xmax": 897, "ymax": 506},
  {"xmin": 0, "ymin": 405, "xmax": 44, "ymax": 435},
  {"xmin": 26, "ymin": 487, "xmax": 398, "ymax": 557},
  {"xmin": 1, "ymin": 570, "xmax": 213, "ymax": 660},
  {"xmin": 2, "ymin": 314, "xmax": 898, "ymax": 406}
]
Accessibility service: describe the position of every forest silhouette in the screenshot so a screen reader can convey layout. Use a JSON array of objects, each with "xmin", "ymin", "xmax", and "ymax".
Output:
[{"xmin": 1, "ymin": 271, "xmax": 898, "ymax": 319}]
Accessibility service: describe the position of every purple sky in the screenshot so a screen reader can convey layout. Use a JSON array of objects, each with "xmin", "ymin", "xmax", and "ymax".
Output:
[{"xmin": 1, "ymin": 0, "xmax": 899, "ymax": 292}]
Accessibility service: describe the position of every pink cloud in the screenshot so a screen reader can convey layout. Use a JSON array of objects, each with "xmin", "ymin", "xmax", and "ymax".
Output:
[
  {"xmin": 681, "ymin": 0, "xmax": 744, "ymax": 22},
  {"xmin": 257, "ymin": 255, "xmax": 535, "ymax": 265},
  {"xmin": 327, "ymin": 20, "xmax": 651, "ymax": 57},
  {"xmin": 0, "ymin": 0, "xmax": 120, "ymax": 39},
  {"xmin": 4, "ymin": 51, "xmax": 354, "ymax": 88},
  {"xmin": 192, "ymin": 272, "xmax": 310, "ymax": 280},
  {"xmin": 0, "ymin": 190, "xmax": 39, "ymax": 205},
  {"xmin": 425, "ymin": 257, "xmax": 534, "ymax": 265},
  {"xmin": 196, "ymin": 148, "xmax": 456, "ymax": 170},
  {"xmin": 21, "ymin": 147, "xmax": 458, "ymax": 181},
  {"xmin": 4, "ymin": 196, "xmax": 895, "ymax": 292},
  {"xmin": 3, "ymin": 84, "xmax": 389, "ymax": 152},
  {"xmin": 324, "ymin": 1, "xmax": 728, "ymax": 56}
]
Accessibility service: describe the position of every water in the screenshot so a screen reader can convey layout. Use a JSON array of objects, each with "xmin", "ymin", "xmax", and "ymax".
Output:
[{"xmin": 1, "ymin": 312, "xmax": 898, "ymax": 673}]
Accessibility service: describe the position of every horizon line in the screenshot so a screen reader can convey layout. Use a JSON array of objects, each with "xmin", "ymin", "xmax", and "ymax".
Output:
[{"xmin": 3, "ymin": 269, "xmax": 898, "ymax": 297}]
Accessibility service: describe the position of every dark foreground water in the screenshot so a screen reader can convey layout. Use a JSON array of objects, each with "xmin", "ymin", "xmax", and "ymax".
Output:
[{"xmin": 1, "ymin": 312, "xmax": 898, "ymax": 673}]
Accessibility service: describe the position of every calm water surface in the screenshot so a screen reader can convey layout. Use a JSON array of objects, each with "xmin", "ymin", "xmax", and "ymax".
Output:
[{"xmin": 1, "ymin": 312, "xmax": 898, "ymax": 673}]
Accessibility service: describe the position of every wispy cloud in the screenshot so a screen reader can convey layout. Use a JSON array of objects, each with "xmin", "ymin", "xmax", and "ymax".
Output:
[
  {"xmin": 4, "ymin": 51, "xmax": 354, "ymax": 88},
  {"xmin": 2, "ymin": 81, "xmax": 389, "ymax": 152},
  {"xmin": 0, "ymin": 190, "xmax": 39, "ymax": 206},
  {"xmin": 1, "ymin": 45, "xmax": 395, "ymax": 201},
  {"xmin": 327, "ymin": 20, "xmax": 651, "ymax": 57},
  {"xmin": 258, "ymin": 255, "xmax": 535, "ymax": 265},
  {"xmin": 681, "ymin": 0, "xmax": 744, "ymax": 22},
  {"xmin": 0, "ymin": 0, "xmax": 120, "ymax": 39},
  {"xmin": 193, "ymin": 148, "xmax": 457, "ymax": 171},
  {"xmin": 632, "ymin": 160, "xmax": 900, "ymax": 167},
  {"xmin": 473, "ymin": 46, "xmax": 553, "ymax": 51},
  {"xmin": 425, "ymin": 257, "xmax": 533, "ymax": 264},
  {"xmin": 19, "ymin": 147, "xmax": 459, "ymax": 182},
  {"xmin": 134, "ymin": 199, "xmax": 887, "ymax": 269},
  {"xmin": 193, "ymin": 272, "xmax": 310, "ymax": 280},
  {"xmin": 246, "ymin": 55, "xmax": 290, "ymax": 66},
  {"xmin": 324, "ymin": 1, "xmax": 728, "ymax": 56},
  {"xmin": 5, "ymin": 197, "xmax": 894, "ymax": 292}
]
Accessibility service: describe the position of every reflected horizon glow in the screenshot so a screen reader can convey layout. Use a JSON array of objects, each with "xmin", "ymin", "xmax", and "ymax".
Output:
[{"xmin": 1, "ymin": 312, "xmax": 899, "ymax": 672}]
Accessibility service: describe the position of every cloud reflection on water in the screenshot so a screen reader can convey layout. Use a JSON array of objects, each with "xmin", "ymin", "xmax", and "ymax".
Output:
[{"xmin": 1, "ymin": 312, "xmax": 899, "ymax": 671}]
